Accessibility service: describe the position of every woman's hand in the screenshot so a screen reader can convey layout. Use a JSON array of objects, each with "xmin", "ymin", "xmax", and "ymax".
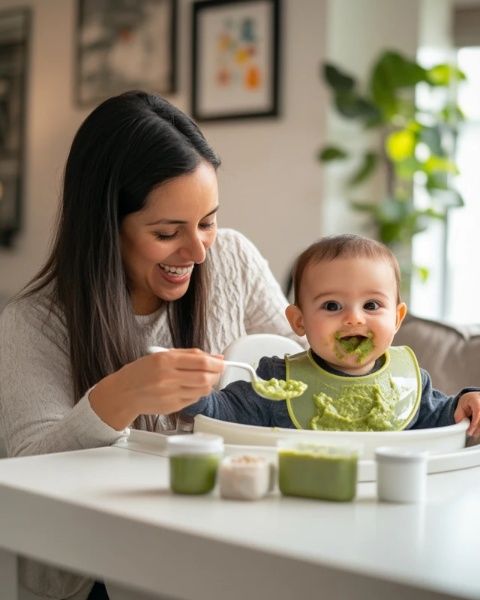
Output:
[{"xmin": 89, "ymin": 348, "xmax": 224, "ymax": 430}]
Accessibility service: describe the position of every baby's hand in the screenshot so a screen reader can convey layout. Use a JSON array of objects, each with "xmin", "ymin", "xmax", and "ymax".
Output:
[{"xmin": 454, "ymin": 392, "xmax": 480, "ymax": 436}]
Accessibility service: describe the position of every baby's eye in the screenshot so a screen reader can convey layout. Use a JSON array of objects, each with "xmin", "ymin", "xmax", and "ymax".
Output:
[
  {"xmin": 364, "ymin": 300, "xmax": 380, "ymax": 311},
  {"xmin": 322, "ymin": 301, "xmax": 342, "ymax": 312}
]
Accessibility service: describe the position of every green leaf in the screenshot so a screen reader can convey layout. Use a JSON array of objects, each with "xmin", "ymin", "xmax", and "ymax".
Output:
[
  {"xmin": 323, "ymin": 64, "xmax": 356, "ymax": 92},
  {"xmin": 318, "ymin": 146, "xmax": 349, "ymax": 162},
  {"xmin": 385, "ymin": 129, "xmax": 416, "ymax": 162},
  {"xmin": 348, "ymin": 152, "xmax": 378, "ymax": 186},
  {"xmin": 424, "ymin": 155, "xmax": 459, "ymax": 175},
  {"xmin": 373, "ymin": 50, "xmax": 428, "ymax": 87},
  {"xmin": 426, "ymin": 172, "xmax": 448, "ymax": 191},
  {"xmin": 440, "ymin": 104, "xmax": 466, "ymax": 123},
  {"xmin": 427, "ymin": 64, "xmax": 466, "ymax": 86},
  {"xmin": 334, "ymin": 91, "xmax": 380, "ymax": 121},
  {"xmin": 369, "ymin": 50, "xmax": 428, "ymax": 119},
  {"xmin": 395, "ymin": 157, "xmax": 420, "ymax": 180},
  {"xmin": 419, "ymin": 126, "xmax": 443, "ymax": 156},
  {"xmin": 414, "ymin": 265, "xmax": 430, "ymax": 283},
  {"xmin": 430, "ymin": 188, "xmax": 465, "ymax": 209}
]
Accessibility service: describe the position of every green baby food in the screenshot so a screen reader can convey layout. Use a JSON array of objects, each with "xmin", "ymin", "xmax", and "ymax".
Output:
[
  {"xmin": 309, "ymin": 380, "xmax": 400, "ymax": 432},
  {"xmin": 169, "ymin": 454, "xmax": 220, "ymax": 494},
  {"xmin": 253, "ymin": 378, "xmax": 307, "ymax": 400},
  {"xmin": 278, "ymin": 445, "xmax": 358, "ymax": 501},
  {"xmin": 335, "ymin": 332, "xmax": 374, "ymax": 363}
]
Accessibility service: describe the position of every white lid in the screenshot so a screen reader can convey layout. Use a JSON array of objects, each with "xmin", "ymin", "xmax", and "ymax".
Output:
[
  {"xmin": 221, "ymin": 455, "xmax": 269, "ymax": 468},
  {"xmin": 375, "ymin": 446, "xmax": 428, "ymax": 463},
  {"xmin": 168, "ymin": 433, "xmax": 224, "ymax": 456}
]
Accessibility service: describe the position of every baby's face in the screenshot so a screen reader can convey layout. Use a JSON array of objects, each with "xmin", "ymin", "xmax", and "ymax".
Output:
[{"xmin": 286, "ymin": 257, "xmax": 406, "ymax": 375}]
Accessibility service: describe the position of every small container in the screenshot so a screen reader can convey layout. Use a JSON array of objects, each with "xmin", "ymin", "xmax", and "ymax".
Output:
[
  {"xmin": 168, "ymin": 433, "xmax": 224, "ymax": 495},
  {"xmin": 218, "ymin": 455, "xmax": 274, "ymax": 500},
  {"xmin": 375, "ymin": 446, "xmax": 428, "ymax": 503},
  {"xmin": 277, "ymin": 439, "xmax": 359, "ymax": 502}
]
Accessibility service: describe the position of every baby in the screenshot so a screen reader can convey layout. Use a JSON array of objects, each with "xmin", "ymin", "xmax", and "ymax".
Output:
[{"xmin": 186, "ymin": 234, "xmax": 480, "ymax": 434}]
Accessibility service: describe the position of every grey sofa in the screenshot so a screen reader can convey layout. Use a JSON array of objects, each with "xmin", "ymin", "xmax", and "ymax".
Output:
[{"xmin": 394, "ymin": 314, "xmax": 480, "ymax": 395}]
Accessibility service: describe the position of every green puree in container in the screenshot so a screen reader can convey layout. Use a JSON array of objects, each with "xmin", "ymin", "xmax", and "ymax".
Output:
[
  {"xmin": 310, "ymin": 381, "xmax": 400, "ymax": 432},
  {"xmin": 170, "ymin": 454, "xmax": 220, "ymax": 494},
  {"xmin": 278, "ymin": 445, "xmax": 358, "ymax": 501},
  {"xmin": 253, "ymin": 378, "xmax": 307, "ymax": 400}
]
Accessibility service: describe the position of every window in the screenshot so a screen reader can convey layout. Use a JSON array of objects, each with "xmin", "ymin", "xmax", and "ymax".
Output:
[{"xmin": 411, "ymin": 47, "xmax": 480, "ymax": 325}]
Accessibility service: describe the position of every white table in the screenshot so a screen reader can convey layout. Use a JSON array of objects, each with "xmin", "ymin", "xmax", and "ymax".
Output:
[{"xmin": 1, "ymin": 432, "xmax": 480, "ymax": 600}]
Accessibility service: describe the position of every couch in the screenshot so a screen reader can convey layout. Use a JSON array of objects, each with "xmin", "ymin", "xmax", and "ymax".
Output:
[{"xmin": 394, "ymin": 314, "xmax": 480, "ymax": 395}]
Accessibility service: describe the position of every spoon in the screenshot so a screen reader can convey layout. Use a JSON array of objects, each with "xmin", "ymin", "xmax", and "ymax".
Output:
[{"xmin": 147, "ymin": 346, "xmax": 307, "ymax": 401}]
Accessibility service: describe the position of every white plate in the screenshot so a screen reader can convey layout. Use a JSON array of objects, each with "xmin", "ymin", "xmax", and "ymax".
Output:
[{"xmin": 193, "ymin": 415, "xmax": 469, "ymax": 459}]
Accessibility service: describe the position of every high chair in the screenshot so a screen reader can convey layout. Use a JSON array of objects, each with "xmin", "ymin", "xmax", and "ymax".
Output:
[{"xmin": 218, "ymin": 334, "xmax": 304, "ymax": 388}]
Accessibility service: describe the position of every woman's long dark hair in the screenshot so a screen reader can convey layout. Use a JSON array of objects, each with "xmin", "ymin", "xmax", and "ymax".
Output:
[{"xmin": 21, "ymin": 91, "xmax": 221, "ymax": 406}]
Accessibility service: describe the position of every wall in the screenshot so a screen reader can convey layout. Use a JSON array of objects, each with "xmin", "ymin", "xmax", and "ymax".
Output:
[{"xmin": 0, "ymin": 0, "xmax": 327, "ymax": 297}]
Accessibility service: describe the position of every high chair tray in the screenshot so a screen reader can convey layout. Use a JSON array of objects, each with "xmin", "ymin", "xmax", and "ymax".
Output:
[
  {"xmin": 115, "ymin": 426, "xmax": 480, "ymax": 483},
  {"xmin": 193, "ymin": 414, "xmax": 469, "ymax": 459}
]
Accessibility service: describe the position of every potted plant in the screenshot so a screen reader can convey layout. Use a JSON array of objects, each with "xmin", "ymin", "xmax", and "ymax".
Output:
[{"xmin": 319, "ymin": 49, "xmax": 465, "ymax": 290}]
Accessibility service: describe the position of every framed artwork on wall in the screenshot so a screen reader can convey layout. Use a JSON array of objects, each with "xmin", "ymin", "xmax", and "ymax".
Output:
[
  {"xmin": 75, "ymin": 0, "xmax": 177, "ymax": 106},
  {"xmin": 0, "ymin": 8, "xmax": 30, "ymax": 248},
  {"xmin": 191, "ymin": 0, "xmax": 280, "ymax": 121}
]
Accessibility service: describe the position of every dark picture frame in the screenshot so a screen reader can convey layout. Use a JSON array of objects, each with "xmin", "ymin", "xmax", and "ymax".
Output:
[
  {"xmin": 75, "ymin": 0, "xmax": 177, "ymax": 106},
  {"xmin": 0, "ymin": 8, "xmax": 30, "ymax": 248},
  {"xmin": 191, "ymin": 0, "xmax": 280, "ymax": 121}
]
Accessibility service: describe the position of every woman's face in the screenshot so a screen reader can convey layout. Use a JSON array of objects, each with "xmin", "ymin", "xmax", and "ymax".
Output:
[{"xmin": 120, "ymin": 162, "xmax": 219, "ymax": 315}]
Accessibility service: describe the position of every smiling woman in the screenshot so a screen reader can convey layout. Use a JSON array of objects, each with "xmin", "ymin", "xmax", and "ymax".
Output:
[
  {"xmin": 120, "ymin": 162, "xmax": 219, "ymax": 312},
  {"xmin": 0, "ymin": 91, "xmax": 301, "ymax": 600}
]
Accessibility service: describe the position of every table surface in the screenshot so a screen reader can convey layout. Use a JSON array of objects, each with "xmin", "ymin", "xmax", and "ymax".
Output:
[{"xmin": 1, "ymin": 433, "xmax": 480, "ymax": 600}]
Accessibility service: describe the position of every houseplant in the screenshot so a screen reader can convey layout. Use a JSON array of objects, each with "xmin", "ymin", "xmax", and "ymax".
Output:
[{"xmin": 319, "ymin": 50, "xmax": 465, "ymax": 285}]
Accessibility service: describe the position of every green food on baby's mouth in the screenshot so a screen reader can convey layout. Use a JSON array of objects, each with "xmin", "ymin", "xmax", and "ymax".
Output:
[
  {"xmin": 335, "ymin": 332, "xmax": 374, "ymax": 363},
  {"xmin": 253, "ymin": 378, "xmax": 308, "ymax": 400}
]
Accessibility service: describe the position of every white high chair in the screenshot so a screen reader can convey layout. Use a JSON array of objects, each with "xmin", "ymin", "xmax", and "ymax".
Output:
[{"xmin": 218, "ymin": 334, "xmax": 304, "ymax": 388}]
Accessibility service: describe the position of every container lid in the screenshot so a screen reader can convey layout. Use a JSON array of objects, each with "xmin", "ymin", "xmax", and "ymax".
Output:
[
  {"xmin": 168, "ymin": 433, "xmax": 224, "ymax": 456},
  {"xmin": 375, "ymin": 446, "xmax": 428, "ymax": 463},
  {"xmin": 221, "ymin": 454, "xmax": 269, "ymax": 469}
]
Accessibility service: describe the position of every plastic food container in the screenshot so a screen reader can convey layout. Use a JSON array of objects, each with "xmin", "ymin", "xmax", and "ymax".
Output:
[
  {"xmin": 168, "ymin": 433, "xmax": 224, "ymax": 495},
  {"xmin": 375, "ymin": 446, "xmax": 428, "ymax": 503},
  {"xmin": 277, "ymin": 439, "xmax": 360, "ymax": 502},
  {"xmin": 218, "ymin": 455, "xmax": 274, "ymax": 500}
]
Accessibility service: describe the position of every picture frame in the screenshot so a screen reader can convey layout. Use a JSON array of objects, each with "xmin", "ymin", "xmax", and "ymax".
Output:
[
  {"xmin": 191, "ymin": 0, "xmax": 280, "ymax": 121},
  {"xmin": 75, "ymin": 0, "xmax": 177, "ymax": 106},
  {"xmin": 0, "ymin": 8, "xmax": 30, "ymax": 248}
]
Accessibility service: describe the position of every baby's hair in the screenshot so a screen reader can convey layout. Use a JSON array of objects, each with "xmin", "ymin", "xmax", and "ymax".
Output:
[{"xmin": 291, "ymin": 234, "xmax": 401, "ymax": 305}]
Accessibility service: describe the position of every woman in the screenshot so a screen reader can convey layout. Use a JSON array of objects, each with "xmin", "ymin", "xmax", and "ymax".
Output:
[{"xmin": 0, "ymin": 91, "xmax": 300, "ymax": 599}]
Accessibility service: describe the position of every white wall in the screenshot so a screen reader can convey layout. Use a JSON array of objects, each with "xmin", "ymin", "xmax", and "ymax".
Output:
[{"xmin": 0, "ymin": 0, "xmax": 328, "ymax": 297}]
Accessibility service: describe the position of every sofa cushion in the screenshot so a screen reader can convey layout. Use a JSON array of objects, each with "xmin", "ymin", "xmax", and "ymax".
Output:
[{"xmin": 394, "ymin": 314, "xmax": 480, "ymax": 395}]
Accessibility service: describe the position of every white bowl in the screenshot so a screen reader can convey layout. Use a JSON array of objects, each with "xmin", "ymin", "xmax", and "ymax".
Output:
[{"xmin": 193, "ymin": 415, "xmax": 469, "ymax": 459}]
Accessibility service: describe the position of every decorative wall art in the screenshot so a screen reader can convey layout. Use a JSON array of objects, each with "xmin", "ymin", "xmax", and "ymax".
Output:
[
  {"xmin": 76, "ymin": 0, "xmax": 177, "ymax": 105},
  {"xmin": 0, "ymin": 8, "xmax": 30, "ymax": 248},
  {"xmin": 191, "ymin": 0, "xmax": 280, "ymax": 121}
]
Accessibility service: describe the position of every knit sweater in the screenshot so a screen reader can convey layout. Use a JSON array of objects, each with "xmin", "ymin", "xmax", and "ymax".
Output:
[{"xmin": 0, "ymin": 228, "xmax": 300, "ymax": 600}]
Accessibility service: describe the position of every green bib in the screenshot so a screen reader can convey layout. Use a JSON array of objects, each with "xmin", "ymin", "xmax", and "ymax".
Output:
[{"xmin": 285, "ymin": 346, "xmax": 421, "ymax": 431}]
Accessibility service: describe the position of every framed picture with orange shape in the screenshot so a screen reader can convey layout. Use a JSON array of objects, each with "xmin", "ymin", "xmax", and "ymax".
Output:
[{"xmin": 191, "ymin": 0, "xmax": 280, "ymax": 121}]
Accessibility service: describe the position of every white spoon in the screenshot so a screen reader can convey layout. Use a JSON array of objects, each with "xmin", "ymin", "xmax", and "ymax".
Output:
[{"xmin": 147, "ymin": 346, "xmax": 307, "ymax": 401}]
